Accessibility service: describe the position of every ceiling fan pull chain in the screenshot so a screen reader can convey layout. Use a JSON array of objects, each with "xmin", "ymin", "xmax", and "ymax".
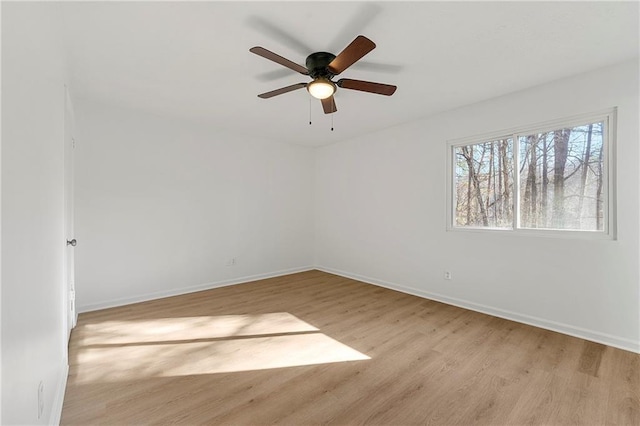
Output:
[
  {"xmin": 331, "ymin": 98, "xmax": 335, "ymax": 131},
  {"xmin": 309, "ymin": 98, "xmax": 312, "ymax": 125}
]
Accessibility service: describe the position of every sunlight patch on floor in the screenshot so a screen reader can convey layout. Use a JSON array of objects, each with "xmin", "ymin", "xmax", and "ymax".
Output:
[
  {"xmin": 70, "ymin": 313, "xmax": 369, "ymax": 384},
  {"xmin": 80, "ymin": 312, "xmax": 318, "ymax": 345}
]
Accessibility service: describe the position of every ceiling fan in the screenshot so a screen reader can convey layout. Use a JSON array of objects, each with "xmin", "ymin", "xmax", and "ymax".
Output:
[{"xmin": 250, "ymin": 35, "xmax": 397, "ymax": 114}]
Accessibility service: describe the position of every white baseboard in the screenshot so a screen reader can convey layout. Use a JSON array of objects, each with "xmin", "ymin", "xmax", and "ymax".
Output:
[
  {"xmin": 50, "ymin": 360, "xmax": 69, "ymax": 426},
  {"xmin": 78, "ymin": 266, "xmax": 315, "ymax": 313},
  {"xmin": 316, "ymin": 265, "xmax": 640, "ymax": 354}
]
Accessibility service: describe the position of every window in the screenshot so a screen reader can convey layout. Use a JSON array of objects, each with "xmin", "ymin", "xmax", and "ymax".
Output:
[{"xmin": 448, "ymin": 110, "xmax": 615, "ymax": 237}]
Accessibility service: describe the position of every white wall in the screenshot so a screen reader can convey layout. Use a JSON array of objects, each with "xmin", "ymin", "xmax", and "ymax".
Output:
[
  {"xmin": 1, "ymin": 3, "xmax": 70, "ymax": 424},
  {"xmin": 74, "ymin": 99, "xmax": 315, "ymax": 311},
  {"xmin": 315, "ymin": 60, "xmax": 640, "ymax": 352}
]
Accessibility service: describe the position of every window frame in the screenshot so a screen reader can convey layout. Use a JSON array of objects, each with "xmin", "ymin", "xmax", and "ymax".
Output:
[{"xmin": 446, "ymin": 108, "xmax": 616, "ymax": 239}]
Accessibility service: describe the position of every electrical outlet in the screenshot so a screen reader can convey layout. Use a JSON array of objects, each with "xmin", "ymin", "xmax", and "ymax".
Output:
[
  {"xmin": 444, "ymin": 271, "xmax": 452, "ymax": 280},
  {"xmin": 37, "ymin": 381, "xmax": 44, "ymax": 419}
]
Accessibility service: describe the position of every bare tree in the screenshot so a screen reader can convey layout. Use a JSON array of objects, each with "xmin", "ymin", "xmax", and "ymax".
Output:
[
  {"xmin": 552, "ymin": 129, "xmax": 571, "ymax": 228},
  {"xmin": 497, "ymin": 142, "xmax": 503, "ymax": 219},
  {"xmin": 461, "ymin": 146, "xmax": 489, "ymax": 226},
  {"xmin": 466, "ymin": 148, "xmax": 472, "ymax": 225},
  {"xmin": 500, "ymin": 140, "xmax": 511, "ymax": 222},
  {"xmin": 596, "ymin": 141, "xmax": 604, "ymax": 230},
  {"xmin": 577, "ymin": 124, "xmax": 593, "ymax": 226},
  {"xmin": 523, "ymin": 135, "xmax": 538, "ymax": 227},
  {"xmin": 487, "ymin": 142, "xmax": 494, "ymax": 224},
  {"xmin": 541, "ymin": 134, "xmax": 549, "ymax": 227}
]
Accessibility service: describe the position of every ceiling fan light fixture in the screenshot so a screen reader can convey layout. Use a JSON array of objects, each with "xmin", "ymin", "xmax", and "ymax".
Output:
[
  {"xmin": 307, "ymin": 78, "xmax": 336, "ymax": 100},
  {"xmin": 251, "ymin": 35, "xmax": 396, "ymax": 114}
]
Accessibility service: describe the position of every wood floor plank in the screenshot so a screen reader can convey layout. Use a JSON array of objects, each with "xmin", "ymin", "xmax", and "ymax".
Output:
[
  {"xmin": 577, "ymin": 341, "xmax": 607, "ymax": 377},
  {"xmin": 61, "ymin": 270, "xmax": 640, "ymax": 425}
]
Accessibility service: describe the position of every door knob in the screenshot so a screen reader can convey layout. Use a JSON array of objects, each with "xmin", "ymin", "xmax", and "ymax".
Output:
[{"xmin": 66, "ymin": 239, "xmax": 77, "ymax": 247}]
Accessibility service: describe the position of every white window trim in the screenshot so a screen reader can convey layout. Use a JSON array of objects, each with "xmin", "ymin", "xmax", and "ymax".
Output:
[{"xmin": 445, "ymin": 108, "xmax": 616, "ymax": 240}]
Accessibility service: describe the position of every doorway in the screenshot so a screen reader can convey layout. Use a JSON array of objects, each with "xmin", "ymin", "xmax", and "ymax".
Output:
[{"xmin": 64, "ymin": 86, "xmax": 77, "ymax": 337}]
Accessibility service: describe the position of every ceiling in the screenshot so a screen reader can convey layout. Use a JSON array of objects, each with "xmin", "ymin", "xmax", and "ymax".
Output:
[{"xmin": 58, "ymin": 1, "xmax": 639, "ymax": 147}]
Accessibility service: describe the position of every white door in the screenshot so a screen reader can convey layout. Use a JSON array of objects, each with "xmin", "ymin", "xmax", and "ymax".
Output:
[{"xmin": 64, "ymin": 86, "xmax": 77, "ymax": 336}]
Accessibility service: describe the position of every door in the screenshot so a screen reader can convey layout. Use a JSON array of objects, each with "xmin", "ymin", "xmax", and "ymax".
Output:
[{"xmin": 64, "ymin": 86, "xmax": 77, "ymax": 336}]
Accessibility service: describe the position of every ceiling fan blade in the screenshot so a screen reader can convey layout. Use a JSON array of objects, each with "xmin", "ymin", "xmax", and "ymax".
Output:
[
  {"xmin": 250, "ymin": 47, "xmax": 309, "ymax": 75},
  {"xmin": 336, "ymin": 78, "xmax": 397, "ymax": 96},
  {"xmin": 327, "ymin": 35, "xmax": 376, "ymax": 75},
  {"xmin": 321, "ymin": 96, "xmax": 337, "ymax": 114},
  {"xmin": 258, "ymin": 83, "xmax": 307, "ymax": 99}
]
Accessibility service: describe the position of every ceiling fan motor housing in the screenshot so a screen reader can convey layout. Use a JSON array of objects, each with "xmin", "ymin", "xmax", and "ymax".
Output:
[{"xmin": 306, "ymin": 52, "xmax": 336, "ymax": 78}]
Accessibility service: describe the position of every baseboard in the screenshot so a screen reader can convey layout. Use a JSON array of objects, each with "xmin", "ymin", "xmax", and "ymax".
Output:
[
  {"xmin": 315, "ymin": 265, "xmax": 640, "ymax": 354},
  {"xmin": 50, "ymin": 360, "xmax": 69, "ymax": 426},
  {"xmin": 78, "ymin": 266, "xmax": 315, "ymax": 313}
]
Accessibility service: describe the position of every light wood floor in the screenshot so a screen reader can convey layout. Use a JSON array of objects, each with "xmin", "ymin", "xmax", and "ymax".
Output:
[{"xmin": 62, "ymin": 270, "xmax": 639, "ymax": 425}]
